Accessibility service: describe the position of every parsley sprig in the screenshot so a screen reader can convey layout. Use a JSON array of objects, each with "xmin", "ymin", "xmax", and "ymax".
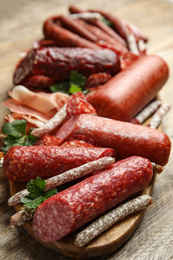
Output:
[
  {"xmin": 1, "ymin": 119, "xmax": 38, "ymax": 153},
  {"xmin": 50, "ymin": 71, "xmax": 87, "ymax": 94},
  {"xmin": 21, "ymin": 177, "xmax": 58, "ymax": 209}
]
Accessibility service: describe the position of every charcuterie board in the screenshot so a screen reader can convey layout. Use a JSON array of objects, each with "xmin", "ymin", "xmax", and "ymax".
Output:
[{"xmin": 9, "ymin": 169, "xmax": 156, "ymax": 259}]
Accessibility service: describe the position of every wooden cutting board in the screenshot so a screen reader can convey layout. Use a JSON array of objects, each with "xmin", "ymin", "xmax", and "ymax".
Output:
[{"xmin": 9, "ymin": 170, "xmax": 156, "ymax": 259}]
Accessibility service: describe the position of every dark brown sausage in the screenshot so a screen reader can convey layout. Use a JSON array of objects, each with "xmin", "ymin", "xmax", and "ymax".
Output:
[
  {"xmin": 56, "ymin": 114, "xmax": 171, "ymax": 166},
  {"xmin": 32, "ymin": 156, "xmax": 153, "ymax": 242},
  {"xmin": 13, "ymin": 47, "xmax": 121, "ymax": 87},
  {"xmin": 4, "ymin": 146, "xmax": 115, "ymax": 182},
  {"xmin": 86, "ymin": 55, "xmax": 169, "ymax": 121}
]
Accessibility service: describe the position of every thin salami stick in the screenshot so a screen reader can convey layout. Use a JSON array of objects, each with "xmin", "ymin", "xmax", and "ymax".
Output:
[
  {"xmin": 31, "ymin": 104, "xmax": 67, "ymax": 137},
  {"xmin": 10, "ymin": 208, "xmax": 35, "ymax": 228},
  {"xmin": 135, "ymin": 100, "xmax": 161, "ymax": 124},
  {"xmin": 146, "ymin": 103, "xmax": 171, "ymax": 129},
  {"xmin": 126, "ymin": 33, "xmax": 139, "ymax": 55},
  {"xmin": 74, "ymin": 194, "xmax": 152, "ymax": 247},
  {"xmin": 8, "ymin": 157, "xmax": 115, "ymax": 207}
]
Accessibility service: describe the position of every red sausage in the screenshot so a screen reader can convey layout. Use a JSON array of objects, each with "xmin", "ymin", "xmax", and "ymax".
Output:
[
  {"xmin": 20, "ymin": 75, "xmax": 55, "ymax": 91},
  {"xmin": 86, "ymin": 55, "xmax": 169, "ymax": 121},
  {"xmin": 74, "ymin": 19, "xmax": 128, "ymax": 55},
  {"xmin": 56, "ymin": 114, "xmax": 171, "ymax": 166},
  {"xmin": 32, "ymin": 156, "xmax": 153, "ymax": 242},
  {"xmin": 43, "ymin": 16, "xmax": 100, "ymax": 49},
  {"xmin": 58, "ymin": 15, "xmax": 97, "ymax": 42},
  {"xmin": 68, "ymin": 5, "xmax": 127, "ymax": 46},
  {"xmin": 4, "ymin": 146, "xmax": 115, "ymax": 182},
  {"xmin": 13, "ymin": 47, "xmax": 120, "ymax": 87}
]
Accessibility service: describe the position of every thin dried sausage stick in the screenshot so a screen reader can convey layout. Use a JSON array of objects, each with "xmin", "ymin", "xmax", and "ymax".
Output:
[
  {"xmin": 32, "ymin": 156, "xmax": 153, "ymax": 242},
  {"xmin": 43, "ymin": 16, "xmax": 100, "ymax": 49},
  {"xmin": 74, "ymin": 194, "xmax": 152, "ymax": 247},
  {"xmin": 10, "ymin": 209, "xmax": 35, "ymax": 228},
  {"xmin": 31, "ymin": 104, "xmax": 67, "ymax": 137},
  {"xmin": 58, "ymin": 15, "xmax": 97, "ymax": 42},
  {"xmin": 69, "ymin": 5, "xmax": 127, "ymax": 46},
  {"xmin": 134, "ymin": 100, "xmax": 162, "ymax": 124},
  {"xmin": 146, "ymin": 103, "xmax": 171, "ymax": 129},
  {"xmin": 88, "ymin": 9, "xmax": 148, "ymax": 43},
  {"xmin": 74, "ymin": 19, "xmax": 128, "ymax": 55},
  {"xmin": 8, "ymin": 157, "xmax": 115, "ymax": 207}
]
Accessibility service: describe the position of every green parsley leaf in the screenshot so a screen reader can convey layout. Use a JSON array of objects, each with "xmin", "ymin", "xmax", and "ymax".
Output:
[
  {"xmin": 101, "ymin": 16, "xmax": 112, "ymax": 27},
  {"xmin": 69, "ymin": 71, "xmax": 87, "ymax": 89},
  {"xmin": 69, "ymin": 84, "xmax": 82, "ymax": 94},
  {"xmin": 50, "ymin": 70, "xmax": 87, "ymax": 95},
  {"xmin": 50, "ymin": 81, "xmax": 70, "ymax": 94},
  {"xmin": 1, "ymin": 120, "xmax": 39, "ymax": 153},
  {"xmin": 21, "ymin": 177, "xmax": 58, "ymax": 209}
]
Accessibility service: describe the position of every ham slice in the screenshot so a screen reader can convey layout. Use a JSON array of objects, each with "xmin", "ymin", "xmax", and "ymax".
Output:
[{"xmin": 3, "ymin": 85, "xmax": 69, "ymax": 128}]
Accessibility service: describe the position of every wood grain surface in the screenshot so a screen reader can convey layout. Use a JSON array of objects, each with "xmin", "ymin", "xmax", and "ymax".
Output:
[{"xmin": 0, "ymin": 0, "xmax": 173, "ymax": 260}]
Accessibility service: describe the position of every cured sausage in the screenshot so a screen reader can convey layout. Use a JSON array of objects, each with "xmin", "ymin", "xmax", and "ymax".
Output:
[
  {"xmin": 68, "ymin": 5, "xmax": 128, "ymax": 46},
  {"xmin": 86, "ymin": 55, "xmax": 169, "ymax": 121},
  {"xmin": 32, "ymin": 156, "xmax": 153, "ymax": 242},
  {"xmin": 8, "ymin": 157, "xmax": 115, "ymax": 207},
  {"xmin": 43, "ymin": 16, "xmax": 100, "ymax": 49},
  {"xmin": 56, "ymin": 114, "xmax": 171, "ymax": 166},
  {"xmin": 13, "ymin": 47, "xmax": 120, "ymax": 87},
  {"xmin": 4, "ymin": 146, "xmax": 115, "ymax": 182}
]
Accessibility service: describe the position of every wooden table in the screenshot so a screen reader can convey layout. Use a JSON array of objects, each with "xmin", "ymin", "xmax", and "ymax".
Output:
[{"xmin": 0, "ymin": 0, "xmax": 173, "ymax": 259}]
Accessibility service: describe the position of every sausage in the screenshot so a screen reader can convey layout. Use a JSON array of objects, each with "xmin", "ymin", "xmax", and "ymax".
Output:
[
  {"xmin": 32, "ymin": 156, "xmax": 153, "ymax": 242},
  {"xmin": 57, "ymin": 15, "xmax": 98, "ymax": 42},
  {"xmin": 84, "ymin": 73, "xmax": 112, "ymax": 89},
  {"xmin": 35, "ymin": 135, "xmax": 63, "ymax": 146},
  {"xmin": 66, "ymin": 92, "xmax": 97, "ymax": 118},
  {"xmin": 56, "ymin": 114, "xmax": 171, "ymax": 166},
  {"xmin": 86, "ymin": 55, "xmax": 169, "ymax": 121},
  {"xmin": 20, "ymin": 75, "xmax": 55, "ymax": 91},
  {"xmin": 74, "ymin": 19, "xmax": 128, "ymax": 55},
  {"xmin": 4, "ymin": 145, "xmax": 115, "ymax": 182},
  {"xmin": 88, "ymin": 8, "xmax": 148, "ymax": 43},
  {"xmin": 43, "ymin": 16, "xmax": 100, "ymax": 49},
  {"xmin": 13, "ymin": 47, "xmax": 121, "ymax": 87},
  {"xmin": 74, "ymin": 194, "xmax": 152, "ymax": 247},
  {"xmin": 8, "ymin": 157, "xmax": 115, "ymax": 207},
  {"xmin": 68, "ymin": 5, "xmax": 127, "ymax": 46}
]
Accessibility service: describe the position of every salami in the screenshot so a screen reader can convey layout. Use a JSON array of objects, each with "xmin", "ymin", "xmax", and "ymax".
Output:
[
  {"xmin": 32, "ymin": 156, "xmax": 153, "ymax": 242},
  {"xmin": 4, "ymin": 146, "xmax": 115, "ymax": 182},
  {"xmin": 13, "ymin": 47, "xmax": 121, "ymax": 87},
  {"xmin": 56, "ymin": 114, "xmax": 171, "ymax": 166},
  {"xmin": 35, "ymin": 135, "xmax": 63, "ymax": 146},
  {"xmin": 66, "ymin": 92, "xmax": 96, "ymax": 117}
]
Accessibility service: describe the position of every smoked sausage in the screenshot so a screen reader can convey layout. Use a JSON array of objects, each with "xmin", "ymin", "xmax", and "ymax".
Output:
[
  {"xmin": 56, "ymin": 114, "xmax": 171, "ymax": 166},
  {"xmin": 32, "ymin": 156, "xmax": 153, "ymax": 242},
  {"xmin": 86, "ymin": 55, "xmax": 169, "ymax": 121},
  {"xmin": 4, "ymin": 146, "xmax": 115, "ymax": 182},
  {"xmin": 13, "ymin": 47, "xmax": 120, "ymax": 87}
]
